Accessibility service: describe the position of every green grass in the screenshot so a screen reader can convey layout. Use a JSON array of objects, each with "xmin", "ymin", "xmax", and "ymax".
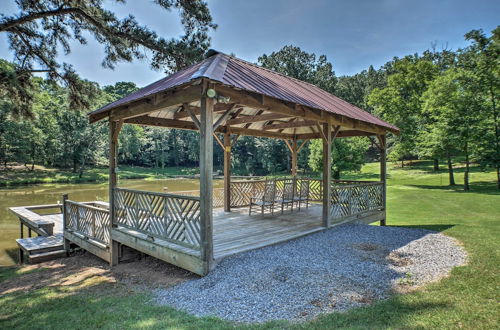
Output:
[
  {"xmin": 0, "ymin": 164, "xmax": 199, "ymax": 187},
  {"xmin": 1, "ymin": 160, "xmax": 499, "ymax": 329}
]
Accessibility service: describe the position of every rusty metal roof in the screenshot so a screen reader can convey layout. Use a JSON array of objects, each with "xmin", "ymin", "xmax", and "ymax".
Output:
[{"xmin": 91, "ymin": 50, "xmax": 398, "ymax": 132}]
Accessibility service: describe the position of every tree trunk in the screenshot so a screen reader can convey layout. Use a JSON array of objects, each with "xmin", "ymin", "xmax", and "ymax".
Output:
[
  {"xmin": 464, "ymin": 141, "xmax": 470, "ymax": 191},
  {"xmin": 433, "ymin": 159, "xmax": 439, "ymax": 171},
  {"xmin": 497, "ymin": 166, "xmax": 500, "ymax": 190},
  {"xmin": 333, "ymin": 169, "xmax": 340, "ymax": 180},
  {"xmin": 447, "ymin": 154, "xmax": 455, "ymax": 186},
  {"xmin": 401, "ymin": 160, "xmax": 404, "ymax": 168}
]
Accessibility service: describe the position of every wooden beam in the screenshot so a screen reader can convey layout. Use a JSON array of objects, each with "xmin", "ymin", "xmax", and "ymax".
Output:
[
  {"xmin": 291, "ymin": 138, "xmax": 298, "ymax": 177},
  {"xmin": 368, "ymin": 136, "xmax": 381, "ymax": 150},
  {"xmin": 376, "ymin": 134, "xmax": 386, "ymax": 150},
  {"xmin": 295, "ymin": 130, "xmax": 376, "ymax": 140},
  {"xmin": 124, "ymin": 116, "xmax": 294, "ymax": 139},
  {"xmin": 223, "ymin": 131, "xmax": 231, "ymax": 212},
  {"xmin": 213, "ymin": 133, "xmax": 224, "ymax": 149},
  {"xmin": 231, "ymin": 134, "xmax": 240, "ymax": 145},
  {"xmin": 174, "ymin": 103, "xmax": 236, "ymax": 119},
  {"xmin": 125, "ymin": 117, "xmax": 198, "ymax": 130},
  {"xmin": 186, "ymin": 104, "xmax": 201, "ymax": 130},
  {"xmin": 332, "ymin": 125, "xmax": 341, "ymax": 140},
  {"xmin": 109, "ymin": 119, "xmax": 122, "ymax": 266},
  {"xmin": 213, "ymin": 104, "xmax": 237, "ymax": 130},
  {"xmin": 379, "ymin": 134, "xmax": 387, "ymax": 227},
  {"xmin": 199, "ymin": 82, "xmax": 214, "ymax": 275},
  {"xmin": 107, "ymin": 84, "xmax": 202, "ymax": 122},
  {"xmin": 229, "ymin": 126, "xmax": 293, "ymax": 139},
  {"xmin": 263, "ymin": 120, "xmax": 317, "ymax": 131},
  {"xmin": 112, "ymin": 120, "xmax": 124, "ymax": 141},
  {"xmin": 297, "ymin": 140, "xmax": 308, "ymax": 153},
  {"xmin": 226, "ymin": 113, "xmax": 293, "ymax": 125},
  {"xmin": 322, "ymin": 122, "xmax": 332, "ymax": 228},
  {"xmin": 284, "ymin": 139, "xmax": 293, "ymax": 153},
  {"xmin": 215, "ymin": 84, "xmax": 391, "ymax": 135},
  {"xmin": 317, "ymin": 123, "xmax": 327, "ymax": 141}
]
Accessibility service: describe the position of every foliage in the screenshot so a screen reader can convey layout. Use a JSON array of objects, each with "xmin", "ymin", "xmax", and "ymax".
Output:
[
  {"xmin": 308, "ymin": 137, "xmax": 370, "ymax": 179},
  {"xmin": 1, "ymin": 27, "xmax": 499, "ymax": 189},
  {"xmin": 258, "ymin": 45, "xmax": 337, "ymax": 93},
  {"xmin": 368, "ymin": 57, "xmax": 439, "ymax": 163},
  {"xmin": 0, "ymin": 0, "xmax": 216, "ymax": 116}
]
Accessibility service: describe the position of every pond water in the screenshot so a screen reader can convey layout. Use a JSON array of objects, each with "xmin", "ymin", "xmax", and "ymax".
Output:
[{"xmin": 0, "ymin": 178, "xmax": 222, "ymax": 266}]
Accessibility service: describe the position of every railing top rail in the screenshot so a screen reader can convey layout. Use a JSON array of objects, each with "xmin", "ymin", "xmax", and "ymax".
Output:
[
  {"xmin": 232, "ymin": 179, "xmax": 267, "ymax": 183},
  {"xmin": 114, "ymin": 187, "xmax": 200, "ymax": 201},
  {"xmin": 331, "ymin": 181, "xmax": 384, "ymax": 189},
  {"xmin": 65, "ymin": 200, "xmax": 110, "ymax": 213},
  {"xmin": 175, "ymin": 187, "xmax": 224, "ymax": 194}
]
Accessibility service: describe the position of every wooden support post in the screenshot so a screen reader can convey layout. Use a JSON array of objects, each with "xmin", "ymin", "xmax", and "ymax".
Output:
[
  {"xmin": 223, "ymin": 130, "xmax": 231, "ymax": 212},
  {"xmin": 109, "ymin": 119, "xmax": 122, "ymax": 266},
  {"xmin": 20, "ymin": 221, "xmax": 23, "ymax": 239},
  {"xmin": 291, "ymin": 138, "xmax": 298, "ymax": 177},
  {"xmin": 379, "ymin": 134, "xmax": 387, "ymax": 226},
  {"xmin": 322, "ymin": 123, "xmax": 332, "ymax": 228},
  {"xmin": 61, "ymin": 194, "xmax": 71, "ymax": 254},
  {"xmin": 28, "ymin": 227, "xmax": 32, "ymax": 238},
  {"xmin": 199, "ymin": 83, "xmax": 214, "ymax": 275}
]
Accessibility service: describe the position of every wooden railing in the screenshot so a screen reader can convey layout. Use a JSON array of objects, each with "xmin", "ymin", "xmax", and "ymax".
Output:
[
  {"xmin": 330, "ymin": 181, "xmax": 384, "ymax": 220},
  {"xmin": 227, "ymin": 178, "xmax": 384, "ymax": 218},
  {"xmin": 64, "ymin": 200, "xmax": 111, "ymax": 246},
  {"xmin": 230, "ymin": 180, "xmax": 266, "ymax": 207},
  {"xmin": 113, "ymin": 188, "xmax": 201, "ymax": 250},
  {"xmin": 176, "ymin": 188, "xmax": 224, "ymax": 208}
]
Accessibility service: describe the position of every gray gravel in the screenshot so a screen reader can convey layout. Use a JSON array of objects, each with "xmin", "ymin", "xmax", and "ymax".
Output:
[{"xmin": 155, "ymin": 223, "xmax": 467, "ymax": 323}]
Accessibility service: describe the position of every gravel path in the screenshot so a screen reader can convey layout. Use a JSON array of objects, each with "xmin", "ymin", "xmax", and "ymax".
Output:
[{"xmin": 155, "ymin": 223, "xmax": 467, "ymax": 323}]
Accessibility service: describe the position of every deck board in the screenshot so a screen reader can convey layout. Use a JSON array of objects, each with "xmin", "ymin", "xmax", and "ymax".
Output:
[{"xmin": 213, "ymin": 204, "xmax": 323, "ymax": 260}]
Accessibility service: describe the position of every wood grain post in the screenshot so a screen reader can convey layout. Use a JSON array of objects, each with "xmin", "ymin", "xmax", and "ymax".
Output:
[
  {"xmin": 223, "ymin": 130, "xmax": 231, "ymax": 212},
  {"xmin": 109, "ymin": 119, "xmax": 122, "ymax": 266},
  {"xmin": 62, "ymin": 193, "xmax": 70, "ymax": 254},
  {"xmin": 200, "ymin": 83, "xmax": 214, "ymax": 275},
  {"xmin": 322, "ymin": 123, "xmax": 332, "ymax": 228},
  {"xmin": 379, "ymin": 134, "xmax": 387, "ymax": 226},
  {"xmin": 291, "ymin": 138, "xmax": 298, "ymax": 177}
]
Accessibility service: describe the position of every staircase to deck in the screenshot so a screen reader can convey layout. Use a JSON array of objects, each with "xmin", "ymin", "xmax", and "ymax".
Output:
[{"xmin": 16, "ymin": 234, "xmax": 66, "ymax": 263}]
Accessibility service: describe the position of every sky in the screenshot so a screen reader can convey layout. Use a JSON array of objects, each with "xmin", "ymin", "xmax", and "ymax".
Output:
[{"xmin": 0, "ymin": 0, "xmax": 498, "ymax": 87}]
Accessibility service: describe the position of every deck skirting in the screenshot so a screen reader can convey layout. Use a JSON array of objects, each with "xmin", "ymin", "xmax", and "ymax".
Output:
[
  {"xmin": 64, "ymin": 230, "xmax": 111, "ymax": 263},
  {"xmin": 111, "ymin": 227, "xmax": 206, "ymax": 276}
]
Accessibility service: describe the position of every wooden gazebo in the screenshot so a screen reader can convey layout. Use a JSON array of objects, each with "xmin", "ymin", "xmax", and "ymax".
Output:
[{"xmin": 61, "ymin": 50, "xmax": 399, "ymax": 275}]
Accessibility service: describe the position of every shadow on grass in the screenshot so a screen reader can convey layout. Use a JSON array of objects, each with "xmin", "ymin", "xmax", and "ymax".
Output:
[
  {"xmin": 388, "ymin": 224, "xmax": 456, "ymax": 232},
  {"xmin": 408, "ymin": 181, "xmax": 499, "ymax": 195},
  {"xmin": 5, "ymin": 247, "xmax": 20, "ymax": 264}
]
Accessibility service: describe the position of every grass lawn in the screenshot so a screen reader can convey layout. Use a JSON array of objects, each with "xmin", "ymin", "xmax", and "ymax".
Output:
[
  {"xmin": 0, "ymin": 164, "xmax": 199, "ymax": 187},
  {"xmin": 0, "ymin": 161, "xmax": 498, "ymax": 329}
]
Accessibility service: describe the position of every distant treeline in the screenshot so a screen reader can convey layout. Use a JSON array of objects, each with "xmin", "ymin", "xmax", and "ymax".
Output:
[{"xmin": 0, "ymin": 27, "xmax": 498, "ymax": 189}]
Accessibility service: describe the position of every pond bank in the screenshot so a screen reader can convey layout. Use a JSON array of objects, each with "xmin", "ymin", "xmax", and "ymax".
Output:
[{"xmin": 0, "ymin": 165, "xmax": 199, "ymax": 187}]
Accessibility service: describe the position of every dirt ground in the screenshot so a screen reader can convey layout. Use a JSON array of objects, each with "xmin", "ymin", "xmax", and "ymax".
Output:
[{"xmin": 0, "ymin": 250, "xmax": 196, "ymax": 295}]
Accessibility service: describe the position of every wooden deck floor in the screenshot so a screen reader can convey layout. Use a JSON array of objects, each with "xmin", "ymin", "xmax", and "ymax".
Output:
[{"xmin": 213, "ymin": 204, "xmax": 323, "ymax": 260}]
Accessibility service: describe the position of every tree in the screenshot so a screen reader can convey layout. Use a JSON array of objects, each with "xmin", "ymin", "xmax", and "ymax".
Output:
[
  {"xmin": 335, "ymin": 65, "xmax": 387, "ymax": 112},
  {"xmin": 463, "ymin": 27, "xmax": 500, "ymax": 189},
  {"xmin": 308, "ymin": 137, "xmax": 369, "ymax": 179},
  {"xmin": 368, "ymin": 57, "xmax": 438, "ymax": 166},
  {"xmin": 0, "ymin": 0, "xmax": 216, "ymax": 116},
  {"xmin": 422, "ymin": 68, "xmax": 484, "ymax": 191},
  {"xmin": 258, "ymin": 45, "xmax": 337, "ymax": 93}
]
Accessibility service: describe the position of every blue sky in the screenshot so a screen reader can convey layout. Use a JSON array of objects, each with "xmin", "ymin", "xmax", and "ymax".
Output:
[{"xmin": 0, "ymin": 0, "xmax": 498, "ymax": 87}]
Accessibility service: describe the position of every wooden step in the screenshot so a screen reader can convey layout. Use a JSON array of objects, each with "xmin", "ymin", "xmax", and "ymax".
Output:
[{"xmin": 28, "ymin": 250, "xmax": 67, "ymax": 263}]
